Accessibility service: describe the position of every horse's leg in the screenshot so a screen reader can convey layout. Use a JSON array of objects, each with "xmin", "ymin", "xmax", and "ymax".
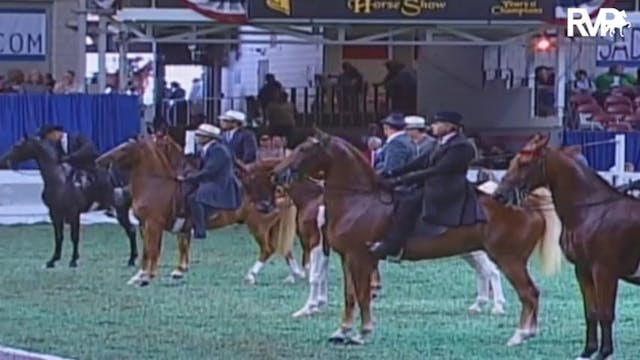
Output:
[
  {"xmin": 116, "ymin": 206, "xmax": 138, "ymax": 267},
  {"xmin": 344, "ymin": 253, "xmax": 376, "ymax": 345},
  {"xmin": 283, "ymin": 250, "xmax": 306, "ymax": 284},
  {"xmin": 493, "ymin": 258, "xmax": 539, "ymax": 346},
  {"xmin": 298, "ymin": 230, "xmax": 311, "ymax": 272},
  {"xmin": 293, "ymin": 243, "xmax": 326, "ymax": 318},
  {"xmin": 574, "ymin": 266, "xmax": 599, "ymax": 360},
  {"xmin": 138, "ymin": 221, "xmax": 162, "ymax": 287},
  {"xmin": 461, "ymin": 252, "xmax": 490, "ymax": 314},
  {"xmin": 127, "ymin": 225, "xmax": 148, "ymax": 286},
  {"xmin": 245, "ymin": 230, "xmax": 272, "ymax": 285},
  {"xmin": 45, "ymin": 211, "xmax": 64, "ymax": 268},
  {"xmin": 170, "ymin": 233, "xmax": 190, "ymax": 280},
  {"xmin": 464, "ymin": 251, "xmax": 506, "ymax": 315},
  {"xmin": 591, "ymin": 267, "xmax": 618, "ymax": 360},
  {"xmin": 68, "ymin": 215, "xmax": 81, "ymax": 268},
  {"xmin": 370, "ymin": 267, "xmax": 382, "ymax": 300},
  {"xmin": 328, "ymin": 254, "xmax": 357, "ymax": 344}
]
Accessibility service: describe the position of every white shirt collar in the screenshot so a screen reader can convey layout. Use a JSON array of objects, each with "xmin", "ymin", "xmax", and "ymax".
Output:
[
  {"xmin": 202, "ymin": 139, "xmax": 216, "ymax": 153},
  {"xmin": 439, "ymin": 132, "xmax": 457, "ymax": 145},
  {"xmin": 61, "ymin": 133, "xmax": 69, "ymax": 153},
  {"xmin": 386, "ymin": 131, "xmax": 404, "ymax": 143}
]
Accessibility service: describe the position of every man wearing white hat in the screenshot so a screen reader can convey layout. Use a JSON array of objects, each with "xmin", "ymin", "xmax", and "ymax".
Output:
[
  {"xmin": 404, "ymin": 115, "xmax": 436, "ymax": 157},
  {"xmin": 177, "ymin": 123, "xmax": 243, "ymax": 239},
  {"xmin": 219, "ymin": 110, "xmax": 258, "ymax": 164}
]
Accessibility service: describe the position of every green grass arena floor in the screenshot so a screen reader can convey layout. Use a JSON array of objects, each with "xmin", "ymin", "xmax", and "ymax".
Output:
[{"xmin": 0, "ymin": 224, "xmax": 638, "ymax": 360}]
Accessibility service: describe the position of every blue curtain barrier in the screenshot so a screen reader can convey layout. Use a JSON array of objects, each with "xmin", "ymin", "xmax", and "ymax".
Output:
[
  {"xmin": 563, "ymin": 131, "xmax": 640, "ymax": 171},
  {"xmin": 0, "ymin": 94, "xmax": 140, "ymax": 168}
]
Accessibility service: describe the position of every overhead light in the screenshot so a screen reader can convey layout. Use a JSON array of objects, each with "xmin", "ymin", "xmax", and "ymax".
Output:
[{"xmin": 531, "ymin": 35, "xmax": 556, "ymax": 52}]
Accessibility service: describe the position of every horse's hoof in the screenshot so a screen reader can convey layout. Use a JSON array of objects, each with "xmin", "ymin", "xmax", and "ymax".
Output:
[
  {"xmin": 69, "ymin": 261, "xmax": 78, "ymax": 268},
  {"xmin": 292, "ymin": 305, "xmax": 320, "ymax": 318},
  {"xmin": 491, "ymin": 305, "xmax": 506, "ymax": 316},
  {"xmin": 468, "ymin": 303, "xmax": 483, "ymax": 315},
  {"xmin": 127, "ymin": 260, "xmax": 136, "ymax": 267},
  {"xmin": 44, "ymin": 262, "xmax": 55, "ymax": 269},
  {"xmin": 170, "ymin": 270, "xmax": 185, "ymax": 280},
  {"xmin": 244, "ymin": 274, "xmax": 256, "ymax": 285},
  {"xmin": 328, "ymin": 328, "xmax": 351, "ymax": 344},
  {"xmin": 506, "ymin": 329, "xmax": 535, "ymax": 347},
  {"xmin": 345, "ymin": 334, "xmax": 366, "ymax": 346},
  {"xmin": 282, "ymin": 275, "xmax": 296, "ymax": 284}
]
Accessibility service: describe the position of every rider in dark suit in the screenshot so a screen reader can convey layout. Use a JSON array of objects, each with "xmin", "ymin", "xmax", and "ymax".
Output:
[
  {"xmin": 369, "ymin": 111, "xmax": 481, "ymax": 260},
  {"xmin": 374, "ymin": 113, "xmax": 415, "ymax": 175},
  {"xmin": 219, "ymin": 110, "xmax": 258, "ymax": 164},
  {"xmin": 39, "ymin": 125, "xmax": 113, "ymax": 209},
  {"xmin": 178, "ymin": 123, "xmax": 243, "ymax": 239}
]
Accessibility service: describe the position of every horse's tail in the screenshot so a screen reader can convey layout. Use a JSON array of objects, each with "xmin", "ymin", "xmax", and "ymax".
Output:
[
  {"xmin": 274, "ymin": 203, "xmax": 298, "ymax": 256},
  {"xmin": 530, "ymin": 187, "xmax": 563, "ymax": 276}
]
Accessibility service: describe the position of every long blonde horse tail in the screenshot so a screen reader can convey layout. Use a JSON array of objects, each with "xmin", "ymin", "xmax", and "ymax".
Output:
[
  {"xmin": 530, "ymin": 187, "xmax": 563, "ymax": 276},
  {"xmin": 274, "ymin": 203, "xmax": 298, "ymax": 256}
]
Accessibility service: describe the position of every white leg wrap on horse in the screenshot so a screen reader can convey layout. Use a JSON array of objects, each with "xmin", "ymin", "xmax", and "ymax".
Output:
[
  {"xmin": 318, "ymin": 254, "xmax": 330, "ymax": 304},
  {"xmin": 288, "ymin": 258, "xmax": 305, "ymax": 279},
  {"xmin": 250, "ymin": 261, "xmax": 264, "ymax": 275}
]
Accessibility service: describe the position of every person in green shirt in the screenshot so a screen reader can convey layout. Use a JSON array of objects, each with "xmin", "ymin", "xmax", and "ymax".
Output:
[{"xmin": 595, "ymin": 64, "xmax": 637, "ymax": 92}]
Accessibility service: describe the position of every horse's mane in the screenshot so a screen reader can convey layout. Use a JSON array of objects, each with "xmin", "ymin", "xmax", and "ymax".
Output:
[{"xmin": 328, "ymin": 135, "xmax": 381, "ymax": 185}]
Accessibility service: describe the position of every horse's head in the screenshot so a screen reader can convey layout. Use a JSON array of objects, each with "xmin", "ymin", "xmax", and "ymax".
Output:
[
  {"xmin": 96, "ymin": 137, "xmax": 141, "ymax": 169},
  {"xmin": 494, "ymin": 133, "xmax": 551, "ymax": 203},
  {"xmin": 0, "ymin": 134, "xmax": 56, "ymax": 168},
  {"xmin": 237, "ymin": 158, "xmax": 283, "ymax": 214},
  {"xmin": 272, "ymin": 128, "xmax": 333, "ymax": 187}
]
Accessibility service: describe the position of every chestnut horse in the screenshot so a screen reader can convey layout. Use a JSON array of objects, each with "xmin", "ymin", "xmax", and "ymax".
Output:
[
  {"xmin": 96, "ymin": 136, "xmax": 303, "ymax": 286},
  {"xmin": 247, "ymin": 167, "xmax": 507, "ymax": 318},
  {"xmin": 494, "ymin": 134, "xmax": 640, "ymax": 360},
  {"xmin": 272, "ymin": 130, "xmax": 563, "ymax": 346}
]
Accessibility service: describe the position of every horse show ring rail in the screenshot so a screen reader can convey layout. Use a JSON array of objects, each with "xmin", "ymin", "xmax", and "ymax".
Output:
[{"xmin": 0, "ymin": 223, "xmax": 639, "ymax": 359}]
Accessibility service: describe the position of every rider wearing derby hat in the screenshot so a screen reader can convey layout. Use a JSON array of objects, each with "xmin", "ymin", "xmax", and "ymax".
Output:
[
  {"xmin": 39, "ymin": 124, "xmax": 114, "ymax": 211},
  {"xmin": 374, "ymin": 113, "xmax": 415, "ymax": 175},
  {"xmin": 178, "ymin": 123, "xmax": 243, "ymax": 239},
  {"xmin": 219, "ymin": 110, "xmax": 258, "ymax": 164},
  {"xmin": 370, "ymin": 111, "xmax": 484, "ymax": 260}
]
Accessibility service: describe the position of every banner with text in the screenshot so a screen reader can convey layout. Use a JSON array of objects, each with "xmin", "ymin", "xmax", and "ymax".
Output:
[
  {"xmin": 248, "ymin": 0, "xmax": 555, "ymax": 22},
  {"xmin": 596, "ymin": 27, "xmax": 640, "ymax": 67},
  {"xmin": 0, "ymin": 10, "xmax": 47, "ymax": 60}
]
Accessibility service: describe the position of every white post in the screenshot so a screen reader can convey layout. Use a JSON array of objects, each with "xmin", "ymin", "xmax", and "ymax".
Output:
[
  {"xmin": 97, "ymin": 14, "xmax": 108, "ymax": 92},
  {"xmin": 556, "ymin": 33, "xmax": 566, "ymax": 123},
  {"xmin": 118, "ymin": 26, "xmax": 128, "ymax": 93},
  {"xmin": 614, "ymin": 134, "xmax": 626, "ymax": 173},
  {"xmin": 77, "ymin": 0, "xmax": 87, "ymax": 93}
]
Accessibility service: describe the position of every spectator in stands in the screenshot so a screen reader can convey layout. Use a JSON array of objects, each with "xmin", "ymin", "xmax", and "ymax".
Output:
[
  {"xmin": 53, "ymin": 70, "xmax": 82, "ymax": 94},
  {"xmin": 45, "ymin": 73, "xmax": 55, "ymax": 91},
  {"xmin": 572, "ymin": 69, "xmax": 596, "ymax": 94},
  {"xmin": 337, "ymin": 62, "xmax": 364, "ymax": 112},
  {"xmin": 169, "ymin": 81, "xmax": 186, "ymax": 100},
  {"xmin": 595, "ymin": 64, "xmax": 636, "ymax": 92},
  {"xmin": 377, "ymin": 61, "xmax": 417, "ymax": 114},
  {"xmin": 19, "ymin": 69, "xmax": 48, "ymax": 94},
  {"xmin": 535, "ymin": 66, "xmax": 555, "ymax": 116},
  {"xmin": 2, "ymin": 69, "xmax": 24, "ymax": 93},
  {"xmin": 265, "ymin": 91, "xmax": 295, "ymax": 146},
  {"xmin": 404, "ymin": 115, "xmax": 436, "ymax": 156},
  {"xmin": 219, "ymin": 110, "xmax": 258, "ymax": 164},
  {"xmin": 258, "ymin": 73, "xmax": 283, "ymax": 113}
]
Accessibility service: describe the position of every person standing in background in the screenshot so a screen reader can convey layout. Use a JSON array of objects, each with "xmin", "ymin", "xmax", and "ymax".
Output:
[{"xmin": 265, "ymin": 91, "xmax": 296, "ymax": 147}]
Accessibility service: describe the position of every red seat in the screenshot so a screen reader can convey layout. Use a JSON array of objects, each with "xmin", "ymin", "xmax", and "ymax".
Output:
[
  {"xmin": 605, "ymin": 94, "xmax": 632, "ymax": 107},
  {"xmin": 633, "ymin": 96, "xmax": 640, "ymax": 109},
  {"xmin": 570, "ymin": 93, "xmax": 596, "ymax": 107},
  {"xmin": 607, "ymin": 122, "xmax": 633, "ymax": 132},
  {"xmin": 606, "ymin": 104, "xmax": 633, "ymax": 117},
  {"xmin": 577, "ymin": 103, "xmax": 603, "ymax": 115},
  {"xmin": 624, "ymin": 114, "xmax": 640, "ymax": 128},
  {"xmin": 611, "ymin": 85, "xmax": 637, "ymax": 98},
  {"xmin": 593, "ymin": 113, "xmax": 616, "ymax": 126}
]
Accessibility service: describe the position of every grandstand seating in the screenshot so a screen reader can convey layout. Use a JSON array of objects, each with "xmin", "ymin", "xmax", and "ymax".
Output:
[{"xmin": 572, "ymin": 86, "xmax": 640, "ymax": 131}]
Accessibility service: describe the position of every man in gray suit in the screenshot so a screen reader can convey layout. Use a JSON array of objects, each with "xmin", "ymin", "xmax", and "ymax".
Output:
[
  {"xmin": 375, "ymin": 113, "xmax": 415, "ymax": 175},
  {"xmin": 178, "ymin": 123, "xmax": 243, "ymax": 239},
  {"xmin": 404, "ymin": 115, "xmax": 436, "ymax": 157}
]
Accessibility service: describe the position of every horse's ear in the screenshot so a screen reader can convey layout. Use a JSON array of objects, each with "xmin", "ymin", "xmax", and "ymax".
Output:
[
  {"xmin": 539, "ymin": 132, "xmax": 551, "ymax": 147},
  {"xmin": 312, "ymin": 126, "xmax": 331, "ymax": 145}
]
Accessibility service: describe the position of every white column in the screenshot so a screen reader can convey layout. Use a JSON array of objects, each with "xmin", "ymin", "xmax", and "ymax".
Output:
[
  {"xmin": 97, "ymin": 14, "xmax": 108, "ymax": 92},
  {"xmin": 118, "ymin": 27, "xmax": 128, "ymax": 93},
  {"xmin": 614, "ymin": 133, "xmax": 626, "ymax": 173},
  {"xmin": 77, "ymin": 0, "xmax": 87, "ymax": 92},
  {"xmin": 556, "ymin": 33, "xmax": 566, "ymax": 124}
]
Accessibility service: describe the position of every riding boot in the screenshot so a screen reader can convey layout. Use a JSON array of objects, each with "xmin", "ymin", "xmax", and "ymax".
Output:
[
  {"xmin": 369, "ymin": 191, "xmax": 422, "ymax": 260},
  {"xmin": 189, "ymin": 196, "xmax": 207, "ymax": 239}
]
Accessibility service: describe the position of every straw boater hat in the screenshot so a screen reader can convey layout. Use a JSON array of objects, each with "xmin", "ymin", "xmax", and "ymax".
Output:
[
  {"xmin": 218, "ymin": 110, "xmax": 247, "ymax": 125},
  {"xmin": 194, "ymin": 123, "xmax": 221, "ymax": 139},
  {"xmin": 404, "ymin": 115, "xmax": 427, "ymax": 130}
]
